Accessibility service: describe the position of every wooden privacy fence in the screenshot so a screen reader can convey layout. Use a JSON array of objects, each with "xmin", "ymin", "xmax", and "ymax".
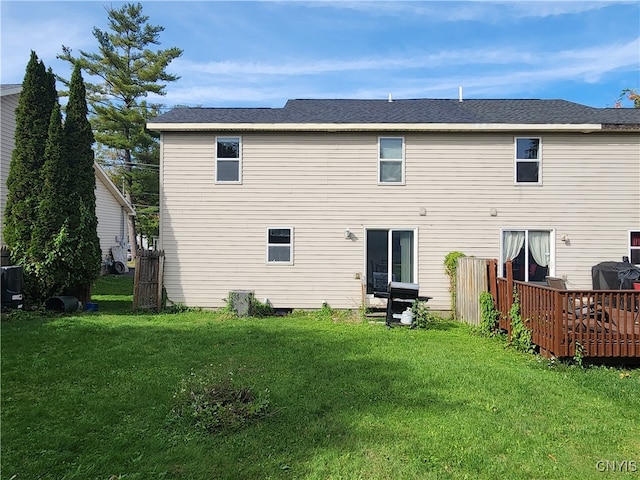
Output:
[
  {"xmin": 133, "ymin": 250, "xmax": 164, "ymax": 312},
  {"xmin": 455, "ymin": 257, "xmax": 497, "ymax": 324}
]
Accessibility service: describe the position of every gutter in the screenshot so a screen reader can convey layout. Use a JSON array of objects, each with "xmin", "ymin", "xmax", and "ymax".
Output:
[{"xmin": 146, "ymin": 122, "xmax": 605, "ymax": 133}]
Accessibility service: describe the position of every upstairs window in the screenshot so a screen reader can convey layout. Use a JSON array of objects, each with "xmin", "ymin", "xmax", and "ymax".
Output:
[
  {"xmin": 267, "ymin": 227, "xmax": 293, "ymax": 264},
  {"xmin": 515, "ymin": 137, "xmax": 541, "ymax": 185},
  {"xmin": 378, "ymin": 137, "xmax": 404, "ymax": 184},
  {"xmin": 216, "ymin": 136, "xmax": 241, "ymax": 183}
]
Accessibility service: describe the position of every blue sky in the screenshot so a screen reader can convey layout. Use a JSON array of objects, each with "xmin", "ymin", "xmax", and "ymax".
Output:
[{"xmin": 1, "ymin": 1, "xmax": 639, "ymax": 108}]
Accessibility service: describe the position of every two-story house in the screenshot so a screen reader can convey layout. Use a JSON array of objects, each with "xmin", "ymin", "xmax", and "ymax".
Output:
[{"xmin": 148, "ymin": 98, "xmax": 640, "ymax": 312}]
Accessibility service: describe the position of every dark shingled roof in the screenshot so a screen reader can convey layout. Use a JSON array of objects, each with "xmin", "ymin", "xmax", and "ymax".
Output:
[
  {"xmin": 148, "ymin": 98, "xmax": 640, "ymax": 126},
  {"xmin": 0, "ymin": 83, "xmax": 22, "ymax": 94}
]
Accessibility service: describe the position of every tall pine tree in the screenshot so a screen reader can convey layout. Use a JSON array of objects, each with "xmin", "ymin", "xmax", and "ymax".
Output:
[
  {"xmin": 64, "ymin": 64, "xmax": 101, "ymax": 302},
  {"xmin": 58, "ymin": 3, "xmax": 182, "ymax": 256}
]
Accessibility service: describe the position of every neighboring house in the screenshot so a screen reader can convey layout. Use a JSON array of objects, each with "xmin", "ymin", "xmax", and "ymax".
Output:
[
  {"xmin": 93, "ymin": 161, "xmax": 135, "ymax": 263},
  {"xmin": 147, "ymin": 98, "xmax": 640, "ymax": 311},
  {"xmin": 0, "ymin": 84, "xmax": 135, "ymax": 264},
  {"xmin": 0, "ymin": 84, "xmax": 21, "ymax": 231}
]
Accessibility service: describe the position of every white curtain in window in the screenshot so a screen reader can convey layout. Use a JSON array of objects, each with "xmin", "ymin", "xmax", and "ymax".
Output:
[
  {"xmin": 529, "ymin": 231, "xmax": 550, "ymax": 267},
  {"xmin": 502, "ymin": 231, "xmax": 525, "ymax": 261}
]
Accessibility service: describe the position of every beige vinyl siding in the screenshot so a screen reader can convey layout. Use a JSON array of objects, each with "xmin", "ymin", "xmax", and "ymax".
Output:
[
  {"xmin": 0, "ymin": 92, "xmax": 19, "ymax": 248},
  {"xmin": 160, "ymin": 131, "xmax": 640, "ymax": 311}
]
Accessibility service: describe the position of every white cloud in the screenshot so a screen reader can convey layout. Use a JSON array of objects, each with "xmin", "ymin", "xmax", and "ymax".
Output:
[
  {"xmin": 0, "ymin": 12, "xmax": 97, "ymax": 83},
  {"xmin": 173, "ymin": 37, "xmax": 639, "ymax": 78},
  {"xmin": 311, "ymin": 1, "xmax": 627, "ymax": 22},
  {"xmin": 157, "ymin": 36, "xmax": 639, "ymax": 106}
]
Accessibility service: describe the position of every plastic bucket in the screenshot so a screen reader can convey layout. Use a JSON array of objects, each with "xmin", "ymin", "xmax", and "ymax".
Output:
[
  {"xmin": 84, "ymin": 302, "xmax": 99, "ymax": 312},
  {"xmin": 400, "ymin": 308, "xmax": 414, "ymax": 325},
  {"xmin": 45, "ymin": 296, "xmax": 79, "ymax": 313}
]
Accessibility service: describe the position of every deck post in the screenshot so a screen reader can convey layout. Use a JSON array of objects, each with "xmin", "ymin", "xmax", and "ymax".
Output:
[
  {"xmin": 554, "ymin": 291, "xmax": 565, "ymax": 357},
  {"xmin": 487, "ymin": 259, "xmax": 498, "ymax": 302},
  {"xmin": 505, "ymin": 260, "xmax": 513, "ymax": 337}
]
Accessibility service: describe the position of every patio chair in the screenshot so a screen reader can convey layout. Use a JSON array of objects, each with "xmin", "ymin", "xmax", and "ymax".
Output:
[{"xmin": 545, "ymin": 276, "xmax": 612, "ymax": 332}]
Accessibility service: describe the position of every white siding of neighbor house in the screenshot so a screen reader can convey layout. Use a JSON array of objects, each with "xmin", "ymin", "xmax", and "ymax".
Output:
[
  {"xmin": 159, "ymin": 131, "xmax": 640, "ymax": 311},
  {"xmin": 95, "ymin": 172, "xmax": 128, "ymax": 260},
  {"xmin": 0, "ymin": 91, "xmax": 20, "ymax": 248}
]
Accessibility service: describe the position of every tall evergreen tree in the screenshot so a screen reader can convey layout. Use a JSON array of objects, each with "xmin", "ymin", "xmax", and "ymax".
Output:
[
  {"xmin": 4, "ymin": 52, "xmax": 57, "ymax": 302},
  {"xmin": 4, "ymin": 52, "xmax": 56, "ymax": 267},
  {"xmin": 30, "ymin": 103, "xmax": 74, "ymax": 300},
  {"xmin": 64, "ymin": 64, "xmax": 101, "ymax": 302},
  {"xmin": 58, "ymin": 3, "xmax": 182, "ymax": 256}
]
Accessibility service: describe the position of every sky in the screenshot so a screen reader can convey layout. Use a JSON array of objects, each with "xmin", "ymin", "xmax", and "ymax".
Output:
[{"xmin": 1, "ymin": 1, "xmax": 639, "ymax": 109}]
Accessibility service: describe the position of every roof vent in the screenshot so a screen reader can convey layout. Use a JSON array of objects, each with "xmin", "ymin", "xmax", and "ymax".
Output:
[
  {"xmin": 458, "ymin": 86, "xmax": 463, "ymax": 103},
  {"xmin": 388, "ymin": 93, "xmax": 393, "ymax": 102}
]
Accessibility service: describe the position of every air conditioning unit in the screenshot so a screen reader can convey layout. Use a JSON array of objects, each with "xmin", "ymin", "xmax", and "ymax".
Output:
[{"xmin": 1, "ymin": 265, "xmax": 24, "ymax": 310}]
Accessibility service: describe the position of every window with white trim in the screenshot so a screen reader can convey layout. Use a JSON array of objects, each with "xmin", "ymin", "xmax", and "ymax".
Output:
[
  {"xmin": 267, "ymin": 227, "xmax": 293, "ymax": 264},
  {"xmin": 365, "ymin": 228, "xmax": 416, "ymax": 294},
  {"xmin": 515, "ymin": 137, "xmax": 541, "ymax": 185},
  {"xmin": 378, "ymin": 137, "xmax": 404, "ymax": 184},
  {"xmin": 501, "ymin": 229, "xmax": 553, "ymax": 282},
  {"xmin": 216, "ymin": 136, "xmax": 241, "ymax": 183},
  {"xmin": 630, "ymin": 231, "xmax": 640, "ymax": 266}
]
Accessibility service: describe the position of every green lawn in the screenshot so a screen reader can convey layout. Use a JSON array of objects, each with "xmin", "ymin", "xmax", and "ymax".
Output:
[{"xmin": 1, "ymin": 276, "xmax": 639, "ymax": 479}]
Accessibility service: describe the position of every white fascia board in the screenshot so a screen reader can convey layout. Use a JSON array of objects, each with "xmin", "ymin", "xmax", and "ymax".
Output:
[
  {"xmin": 93, "ymin": 162, "xmax": 136, "ymax": 216},
  {"xmin": 147, "ymin": 122, "xmax": 603, "ymax": 133}
]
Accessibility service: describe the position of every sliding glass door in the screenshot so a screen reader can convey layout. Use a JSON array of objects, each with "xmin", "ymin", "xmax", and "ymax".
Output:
[{"xmin": 366, "ymin": 228, "xmax": 416, "ymax": 293}]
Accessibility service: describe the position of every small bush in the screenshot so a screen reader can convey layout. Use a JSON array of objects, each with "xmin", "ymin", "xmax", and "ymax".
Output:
[
  {"xmin": 250, "ymin": 297, "xmax": 274, "ymax": 318},
  {"xmin": 172, "ymin": 373, "xmax": 270, "ymax": 433},
  {"xmin": 412, "ymin": 300, "xmax": 437, "ymax": 328},
  {"xmin": 317, "ymin": 301, "xmax": 333, "ymax": 321}
]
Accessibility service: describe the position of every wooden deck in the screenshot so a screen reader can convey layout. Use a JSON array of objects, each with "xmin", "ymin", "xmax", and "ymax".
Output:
[{"xmin": 495, "ymin": 277, "xmax": 640, "ymax": 359}]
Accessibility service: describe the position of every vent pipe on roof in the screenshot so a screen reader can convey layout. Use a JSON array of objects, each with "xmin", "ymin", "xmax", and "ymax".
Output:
[
  {"xmin": 388, "ymin": 93, "xmax": 393, "ymax": 102},
  {"xmin": 458, "ymin": 86, "xmax": 463, "ymax": 103}
]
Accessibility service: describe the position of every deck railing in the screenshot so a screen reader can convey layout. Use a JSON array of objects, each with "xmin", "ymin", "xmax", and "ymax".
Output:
[{"xmin": 496, "ymin": 277, "xmax": 640, "ymax": 358}]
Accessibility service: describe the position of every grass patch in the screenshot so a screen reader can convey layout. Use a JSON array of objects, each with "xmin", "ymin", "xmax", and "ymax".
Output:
[
  {"xmin": 2, "ymin": 277, "xmax": 639, "ymax": 479},
  {"xmin": 90, "ymin": 274, "xmax": 134, "ymax": 314}
]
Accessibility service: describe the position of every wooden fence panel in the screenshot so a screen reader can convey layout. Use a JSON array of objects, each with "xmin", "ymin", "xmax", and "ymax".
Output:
[
  {"xmin": 456, "ymin": 257, "xmax": 489, "ymax": 325},
  {"xmin": 133, "ymin": 250, "xmax": 165, "ymax": 312}
]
